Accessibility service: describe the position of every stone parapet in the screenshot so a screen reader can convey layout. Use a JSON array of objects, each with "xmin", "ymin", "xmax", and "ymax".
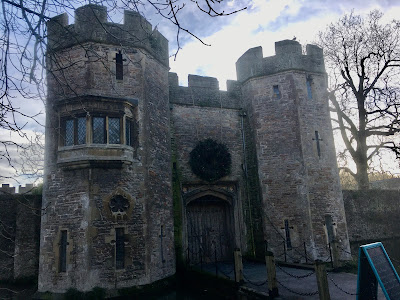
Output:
[
  {"xmin": 169, "ymin": 73, "xmax": 241, "ymax": 109},
  {"xmin": 236, "ymin": 40, "xmax": 325, "ymax": 82},
  {"xmin": 47, "ymin": 4, "xmax": 168, "ymax": 66}
]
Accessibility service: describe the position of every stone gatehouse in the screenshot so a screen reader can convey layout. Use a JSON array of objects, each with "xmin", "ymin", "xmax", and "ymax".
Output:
[{"xmin": 37, "ymin": 4, "xmax": 351, "ymax": 293}]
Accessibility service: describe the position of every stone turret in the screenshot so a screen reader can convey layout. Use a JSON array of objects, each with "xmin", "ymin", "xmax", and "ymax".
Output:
[
  {"xmin": 39, "ymin": 4, "xmax": 174, "ymax": 294},
  {"xmin": 238, "ymin": 41, "xmax": 350, "ymax": 262}
]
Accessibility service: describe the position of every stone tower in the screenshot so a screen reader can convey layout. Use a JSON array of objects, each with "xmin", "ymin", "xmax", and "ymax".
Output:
[
  {"xmin": 39, "ymin": 5, "xmax": 174, "ymax": 292},
  {"xmin": 236, "ymin": 40, "xmax": 351, "ymax": 261}
]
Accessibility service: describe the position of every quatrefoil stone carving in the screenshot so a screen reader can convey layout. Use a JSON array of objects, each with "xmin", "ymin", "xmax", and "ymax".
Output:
[{"xmin": 109, "ymin": 195, "xmax": 130, "ymax": 216}]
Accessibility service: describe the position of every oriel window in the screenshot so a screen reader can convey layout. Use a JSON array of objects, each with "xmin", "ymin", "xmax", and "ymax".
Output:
[
  {"xmin": 77, "ymin": 117, "xmax": 86, "ymax": 145},
  {"xmin": 108, "ymin": 117, "xmax": 121, "ymax": 144},
  {"xmin": 65, "ymin": 119, "xmax": 74, "ymax": 146},
  {"xmin": 64, "ymin": 117, "xmax": 86, "ymax": 146},
  {"xmin": 92, "ymin": 117, "xmax": 106, "ymax": 144},
  {"xmin": 125, "ymin": 119, "xmax": 134, "ymax": 147}
]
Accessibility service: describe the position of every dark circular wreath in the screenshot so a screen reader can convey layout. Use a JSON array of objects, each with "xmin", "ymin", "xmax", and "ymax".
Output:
[{"xmin": 189, "ymin": 139, "xmax": 231, "ymax": 182}]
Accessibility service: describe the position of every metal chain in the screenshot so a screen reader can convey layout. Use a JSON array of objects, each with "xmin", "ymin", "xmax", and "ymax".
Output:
[
  {"xmin": 276, "ymin": 264, "xmax": 315, "ymax": 279},
  {"xmin": 216, "ymin": 263, "xmax": 235, "ymax": 278},
  {"xmin": 242, "ymin": 272, "xmax": 268, "ymax": 286},
  {"xmin": 327, "ymin": 273, "xmax": 358, "ymax": 296},
  {"xmin": 338, "ymin": 245, "xmax": 353, "ymax": 256},
  {"xmin": 276, "ymin": 278, "xmax": 319, "ymax": 296}
]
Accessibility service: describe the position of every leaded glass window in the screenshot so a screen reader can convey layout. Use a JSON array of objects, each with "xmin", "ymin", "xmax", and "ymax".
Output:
[
  {"xmin": 109, "ymin": 117, "xmax": 121, "ymax": 144},
  {"xmin": 126, "ymin": 119, "xmax": 133, "ymax": 146},
  {"xmin": 93, "ymin": 117, "xmax": 106, "ymax": 144},
  {"xmin": 65, "ymin": 120, "xmax": 74, "ymax": 146},
  {"xmin": 77, "ymin": 117, "xmax": 86, "ymax": 145},
  {"xmin": 115, "ymin": 228, "xmax": 125, "ymax": 269}
]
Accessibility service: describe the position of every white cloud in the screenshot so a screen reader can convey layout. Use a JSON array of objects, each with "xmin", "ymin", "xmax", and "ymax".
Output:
[{"xmin": 169, "ymin": 0, "xmax": 400, "ymax": 89}]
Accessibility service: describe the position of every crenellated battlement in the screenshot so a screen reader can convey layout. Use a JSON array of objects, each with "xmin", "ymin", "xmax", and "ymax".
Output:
[
  {"xmin": 169, "ymin": 73, "xmax": 241, "ymax": 109},
  {"xmin": 47, "ymin": 4, "xmax": 168, "ymax": 66},
  {"xmin": 236, "ymin": 40, "xmax": 325, "ymax": 82},
  {"xmin": 0, "ymin": 184, "xmax": 37, "ymax": 195}
]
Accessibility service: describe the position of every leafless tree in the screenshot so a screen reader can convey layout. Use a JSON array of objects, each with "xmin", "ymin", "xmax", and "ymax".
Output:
[
  {"xmin": 318, "ymin": 10, "xmax": 400, "ymax": 190},
  {"xmin": 0, "ymin": 0, "xmax": 246, "ymax": 182}
]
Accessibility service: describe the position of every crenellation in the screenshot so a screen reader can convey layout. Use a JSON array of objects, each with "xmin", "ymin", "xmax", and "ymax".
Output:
[
  {"xmin": 0, "ymin": 184, "xmax": 15, "ymax": 194},
  {"xmin": 275, "ymin": 39, "xmax": 302, "ymax": 56},
  {"xmin": 168, "ymin": 72, "xmax": 179, "ymax": 88},
  {"xmin": 169, "ymin": 74, "xmax": 241, "ymax": 109},
  {"xmin": 226, "ymin": 80, "xmax": 241, "ymax": 98},
  {"xmin": 236, "ymin": 40, "xmax": 326, "ymax": 83},
  {"xmin": 235, "ymin": 46, "xmax": 263, "ymax": 82},
  {"xmin": 188, "ymin": 74, "xmax": 219, "ymax": 89},
  {"xmin": 47, "ymin": 4, "xmax": 168, "ymax": 66}
]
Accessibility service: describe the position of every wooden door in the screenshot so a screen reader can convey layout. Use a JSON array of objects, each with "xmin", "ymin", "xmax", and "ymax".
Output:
[{"xmin": 186, "ymin": 195, "xmax": 233, "ymax": 264}]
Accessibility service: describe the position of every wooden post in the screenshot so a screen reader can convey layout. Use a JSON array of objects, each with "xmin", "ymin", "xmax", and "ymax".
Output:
[
  {"xmin": 331, "ymin": 240, "xmax": 340, "ymax": 269},
  {"xmin": 265, "ymin": 251, "xmax": 279, "ymax": 298},
  {"xmin": 314, "ymin": 260, "xmax": 331, "ymax": 300},
  {"xmin": 234, "ymin": 248, "xmax": 243, "ymax": 283}
]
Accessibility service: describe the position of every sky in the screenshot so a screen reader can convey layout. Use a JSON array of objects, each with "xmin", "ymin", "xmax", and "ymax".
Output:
[
  {"xmin": 167, "ymin": 0, "xmax": 400, "ymax": 89},
  {"xmin": 2, "ymin": 0, "xmax": 400, "ymax": 187}
]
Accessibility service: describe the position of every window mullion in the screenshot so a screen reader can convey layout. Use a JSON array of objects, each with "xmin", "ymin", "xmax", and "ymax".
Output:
[{"xmin": 106, "ymin": 116, "xmax": 109, "ymax": 144}]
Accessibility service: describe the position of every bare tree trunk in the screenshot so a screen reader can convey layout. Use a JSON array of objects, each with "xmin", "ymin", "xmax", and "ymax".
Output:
[
  {"xmin": 355, "ymin": 159, "xmax": 370, "ymax": 190},
  {"xmin": 355, "ymin": 132, "xmax": 370, "ymax": 190}
]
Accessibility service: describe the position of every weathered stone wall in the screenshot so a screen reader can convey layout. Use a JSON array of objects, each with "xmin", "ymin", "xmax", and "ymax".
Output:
[
  {"xmin": 14, "ymin": 195, "xmax": 42, "ymax": 279},
  {"xmin": 169, "ymin": 73, "xmax": 266, "ymax": 258},
  {"xmin": 169, "ymin": 73, "xmax": 241, "ymax": 109},
  {"xmin": 169, "ymin": 75, "xmax": 248, "ymax": 252},
  {"xmin": 295, "ymin": 71, "xmax": 350, "ymax": 260},
  {"xmin": 0, "ymin": 195, "xmax": 17, "ymax": 280},
  {"xmin": 40, "ymin": 4, "xmax": 174, "ymax": 293},
  {"xmin": 343, "ymin": 190, "xmax": 400, "ymax": 263},
  {"xmin": 242, "ymin": 112, "xmax": 265, "ymax": 257},
  {"xmin": 0, "ymin": 192, "xmax": 41, "ymax": 281}
]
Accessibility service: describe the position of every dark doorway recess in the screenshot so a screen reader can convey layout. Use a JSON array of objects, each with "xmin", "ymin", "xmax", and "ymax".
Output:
[{"xmin": 186, "ymin": 195, "xmax": 234, "ymax": 264}]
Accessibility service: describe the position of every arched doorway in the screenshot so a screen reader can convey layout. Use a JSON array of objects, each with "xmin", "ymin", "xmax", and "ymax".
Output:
[{"xmin": 186, "ymin": 195, "xmax": 234, "ymax": 264}]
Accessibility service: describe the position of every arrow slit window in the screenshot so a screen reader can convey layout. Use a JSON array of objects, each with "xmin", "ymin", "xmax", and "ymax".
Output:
[
  {"xmin": 115, "ymin": 227, "xmax": 125, "ymax": 269},
  {"xmin": 59, "ymin": 230, "xmax": 68, "ymax": 272},
  {"xmin": 115, "ymin": 51, "xmax": 123, "ymax": 80},
  {"xmin": 273, "ymin": 85, "xmax": 281, "ymax": 99}
]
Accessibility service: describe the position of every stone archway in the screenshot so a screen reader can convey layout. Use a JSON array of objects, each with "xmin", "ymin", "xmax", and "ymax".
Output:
[{"xmin": 186, "ymin": 194, "xmax": 234, "ymax": 264}]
